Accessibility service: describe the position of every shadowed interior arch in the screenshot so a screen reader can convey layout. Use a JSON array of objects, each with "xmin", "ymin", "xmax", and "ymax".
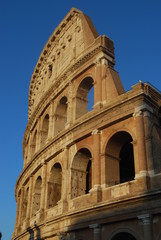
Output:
[
  {"xmin": 22, "ymin": 187, "xmax": 29, "ymax": 221},
  {"xmin": 32, "ymin": 176, "xmax": 42, "ymax": 216},
  {"xmin": 111, "ymin": 232, "xmax": 136, "ymax": 240},
  {"xmin": 41, "ymin": 114, "xmax": 49, "ymax": 146},
  {"xmin": 54, "ymin": 96, "xmax": 68, "ymax": 135},
  {"xmin": 159, "ymin": 106, "xmax": 161, "ymax": 127},
  {"xmin": 105, "ymin": 131, "xmax": 135, "ymax": 186},
  {"xmin": 47, "ymin": 163, "xmax": 62, "ymax": 208},
  {"xmin": 76, "ymin": 77, "xmax": 94, "ymax": 119},
  {"xmin": 31, "ymin": 130, "xmax": 37, "ymax": 155},
  {"xmin": 71, "ymin": 148, "xmax": 92, "ymax": 199}
]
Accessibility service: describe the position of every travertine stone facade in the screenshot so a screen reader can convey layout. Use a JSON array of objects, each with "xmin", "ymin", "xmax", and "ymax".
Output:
[{"xmin": 13, "ymin": 8, "xmax": 161, "ymax": 240}]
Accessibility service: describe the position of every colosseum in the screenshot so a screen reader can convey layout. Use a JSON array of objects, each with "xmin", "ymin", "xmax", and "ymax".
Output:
[{"xmin": 13, "ymin": 8, "xmax": 161, "ymax": 240}]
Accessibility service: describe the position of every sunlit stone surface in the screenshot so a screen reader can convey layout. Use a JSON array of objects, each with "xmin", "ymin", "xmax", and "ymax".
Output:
[{"xmin": 13, "ymin": 8, "xmax": 161, "ymax": 240}]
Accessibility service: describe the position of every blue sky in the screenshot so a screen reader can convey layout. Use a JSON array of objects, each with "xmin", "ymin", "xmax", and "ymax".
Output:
[{"xmin": 0, "ymin": 0, "xmax": 161, "ymax": 239}]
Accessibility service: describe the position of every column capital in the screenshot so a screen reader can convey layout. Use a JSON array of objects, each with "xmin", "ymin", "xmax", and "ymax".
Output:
[
  {"xmin": 89, "ymin": 223, "xmax": 101, "ymax": 236},
  {"xmin": 94, "ymin": 58, "xmax": 102, "ymax": 66},
  {"xmin": 62, "ymin": 146, "xmax": 68, "ymax": 151},
  {"xmin": 133, "ymin": 110, "xmax": 143, "ymax": 117},
  {"xmin": 138, "ymin": 213, "xmax": 152, "ymax": 225},
  {"xmin": 133, "ymin": 104, "xmax": 153, "ymax": 117},
  {"xmin": 91, "ymin": 129, "xmax": 101, "ymax": 135},
  {"xmin": 89, "ymin": 223, "xmax": 101, "ymax": 229},
  {"xmin": 57, "ymin": 232, "xmax": 67, "ymax": 240}
]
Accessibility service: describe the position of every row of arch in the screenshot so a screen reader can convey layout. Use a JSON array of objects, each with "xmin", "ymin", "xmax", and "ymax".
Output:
[
  {"xmin": 30, "ymin": 77, "xmax": 94, "ymax": 157},
  {"xmin": 21, "ymin": 130, "xmax": 135, "ymax": 220}
]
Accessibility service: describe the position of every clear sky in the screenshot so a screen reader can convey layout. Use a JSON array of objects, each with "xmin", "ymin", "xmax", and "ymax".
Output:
[{"xmin": 0, "ymin": 0, "xmax": 161, "ymax": 239}]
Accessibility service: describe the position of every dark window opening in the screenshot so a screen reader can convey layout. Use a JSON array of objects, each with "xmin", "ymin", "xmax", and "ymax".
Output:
[
  {"xmin": 119, "ymin": 142, "xmax": 135, "ymax": 183},
  {"xmin": 105, "ymin": 131, "xmax": 135, "ymax": 186},
  {"xmin": 87, "ymin": 86, "xmax": 94, "ymax": 111},
  {"xmin": 54, "ymin": 96, "xmax": 68, "ymax": 135},
  {"xmin": 71, "ymin": 148, "xmax": 92, "ymax": 199},
  {"xmin": 76, "ymin": 77, "xmax": 94, "ymax": 119},
  {"xmin": 41, "ymin": 114, "xmax": 49, "ymax": 145},
  {"xmin": 112, "ymin": 232, "xmax": 136, "ymax": 240},
  {"xmin": 48, "ymin": 64, "xmax": 52, "ymax": 78},
  {"xmin": 47, "ymin": 163, "xmax": 62, "ymax": 208},
  {"xmin": 86, "ymin": 160, "xmax": 92, "ymax": 194},
  {"xmin": 159, "ymin": 107, "xmax": 161, "ymax": 127},
  {"xmin": 32, "ymin": 130, "xmax": 37, "ymax": 155},
  {"xmin": 32, "ymin": 176, "xmax": 42, "ymax": 216}
]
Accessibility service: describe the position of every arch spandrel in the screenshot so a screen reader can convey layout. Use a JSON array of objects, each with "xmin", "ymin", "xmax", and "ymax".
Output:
[{"xmin": 28, "ymin": 7, "xmax": 98, "ymax": 119}]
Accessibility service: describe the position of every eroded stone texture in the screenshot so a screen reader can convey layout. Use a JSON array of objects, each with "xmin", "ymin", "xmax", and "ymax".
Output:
[{"xmin": 13, "ymin": 8, "xmax": 161, "ymax": 240}]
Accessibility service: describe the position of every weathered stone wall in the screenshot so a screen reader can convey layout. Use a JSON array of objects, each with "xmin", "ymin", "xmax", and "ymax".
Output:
[{"xmin": 13, "ymin": 8, "xmax": 161, "ymax": 240}]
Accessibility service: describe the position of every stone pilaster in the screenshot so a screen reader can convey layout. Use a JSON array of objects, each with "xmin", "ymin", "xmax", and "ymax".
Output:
[
  {"xmin": 60, "ymin": 147, "xmax": 68, "ymax": 212},
  {"xmin": 15, "ymin": 191, "xmax": 21, "ymax": 233},
  {"xmin": 91, "ymin": 129, "xmax": 101, "ymax": 187},
  {"xmin": 67, "ymin": 82, "xmax": 73, "ymax": 125},
  {"xmin": 26, "ymin": 176, "xmax": 33, "ymax": 221},
  {"xmin": 53, "ymin": 115, "xmax": 57, "ymax": 137},
  {"xmin": 94, "ymin": 58, "xmax": 102, "ymax": 109},
  {"xmin": 48, "ymin": 103, "xmax": 55, "ymax": 140},
  {"xmin": 40, "ymin": 163, "xmax": 47, "ymax": 217},
  {"xmin": 143, "ymin": 111, "xmax": 154, "ymax": 175},
  {"xmin": 89, "ymin": 224, "xmax": 101, "ymax": 240},
  {"xmin": 138, "ymin": 214, "xmax": 153, "ymax": 240},
  {"xmin": 133, "ymin": 109, "xmax": 147, "ymax": 177},
  {"xmin": 100, "ymin": 153, "xmax": 106, "ymax": 186},
  {"xmin": 36, "ymin": 119, "xmax": 41, "ymax": 152},
  {"xmin": 18, "ymin": 187, "xmax": 24, "ymax": 227}
]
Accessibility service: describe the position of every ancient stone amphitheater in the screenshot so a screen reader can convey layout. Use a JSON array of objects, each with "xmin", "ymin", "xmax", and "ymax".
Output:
[{"xmin": 13, "ymin": 8, "xmax": 161, "ymax": 240}]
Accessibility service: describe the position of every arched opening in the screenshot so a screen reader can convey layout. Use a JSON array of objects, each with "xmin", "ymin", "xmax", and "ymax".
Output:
[
  {"xmin": 112, "ymin": 232, "xmax": 136, "ymax": 240},
  {"xmin": 159, "ymin": 107, "xmax": 161, "ymax": 127},
  {"xmin": 54, "ymin": 96, "xmax": 67, "ymax": 135},
  {"xmin": 119, "ymin": 141, "xmax": 135, "ymax": 183},
  {"xmin": 76, "ymin": 77, "xmax": 94, "ymax": 119},
  {"xmin": 17, "ymin": 190, "xmax": 21, "ymax": 225},
  {"xmin": 24, "ymin": 137, "xmax": 29, "ymax": 165},
  {"xmin": 22, "ymin": 187, "xmax": 29, "ymax": 221},
  {"xmin": 86, "ymin": 160, "xmax": 92, "ymax": 193},
  {"xmin": 151, "ymin": 124, "xmax": 161, "ymax": 173},
  {"xmin": 32, "ymin": 176, "xmax": 42, "ymax": 216},
  {"xmin": 31, "ymin": 130, "xmax": 37, "ymax": 155},
  {"xmin": 71, "ymin": 148, "xmax": 92, "ymax": 199},
  {"xmin": 48, "ymin": 64, "xmax": 53, "ymax": 78},
  {"xmin": 87, "ymin": 85, "xmax": 94, "ymax": 111},
  {"xmin": 41, "ymin": 114, "xmax": 49, "ymax": 146},
  {"xmin": 105, "ymin": 131, "xmax": 135, "ymax": 186},
  {"xmin": 47, "ymin": 163, "xmax": 62, "ymax": 208}
]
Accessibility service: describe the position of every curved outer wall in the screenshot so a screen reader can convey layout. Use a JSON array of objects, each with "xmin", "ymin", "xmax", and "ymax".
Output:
[{"xmin": 13, "ymin": 8, "xmax": 161, "ymax": 240}]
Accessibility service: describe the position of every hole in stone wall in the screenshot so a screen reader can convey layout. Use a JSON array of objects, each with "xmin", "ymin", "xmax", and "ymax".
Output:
[
  {"xmin": 76, "ymin": 77, "xmax": 94, "ymax": 119},
  {"xmin": 105, "ymin": 131, "xmax": 135, "ymax": 186},
  {"xmin": 41, "ymin": 114, "xmax": 49, "ymax": 146},
  {"xmin": 32, "ymin": 176, "xmax": 42, "ymax": 216},
  {"xmin": 32, "ymin": 130, "xmax": 37, "ymax": 155},
  {"xmin": 86, "ymin": 160, "xmax": 92, "ymax": 194},
  {"xmin": 112, "ymin": 232, "xmax": 136, "ymax": 240},
  {"xmin": 71, "ymin": 148, "xmax": 92, "ymax": 199},
  {"xmin": 48, "ymin": 64, "xmax": 53, "ymax": 78},
  {"xmin": 54, "ymin": 96, "xmax": 68, "ymax": 135},
  {"xmin": 87, "ymin": 86, "xmax": 94, "ymax": 111},
  {"xmin": 119, "ymin": 142, "xmax": 135, "ymax": 183},
  {"xmin": 47, "ymin": 163, "xmax": 62, "ymax": 208},
  {"xmin": 159, "ymin": 107, "xmax": 161, "ymax": 127}
]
